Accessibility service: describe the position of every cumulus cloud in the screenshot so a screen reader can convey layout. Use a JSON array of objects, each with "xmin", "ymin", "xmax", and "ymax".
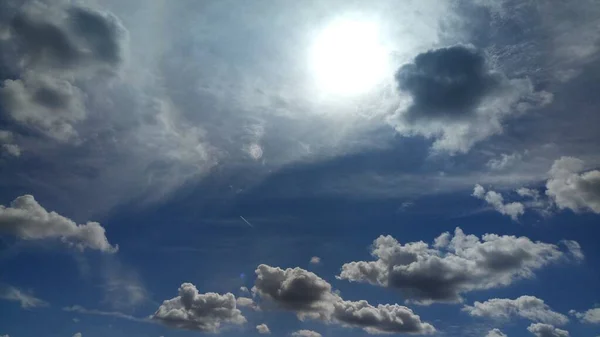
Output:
[
  {"xmin": 463, "ymin": 296, "xmax": 569, "ymax": 325},
  {"xmin": 310, "ymin": 256, "xmax": 321, "ymax": 265},
  {"xmin": 152, "ymin": 283, "xmax": 246, "ymax": 332},
  {"xmin": 0, "ymin": 1, "xmax": 127, "ymax": 141},
  {"xmin": 236, "ymin": 297, "xmax": 259, "ymax": 311},
  {"xmin": 256, "ymin": 324, "xmax": 271, "ymax": 334},
  {"xmin": 527, "ymin": 323, "xmax": 569, "ymax": 337},
  {"xmin": 546, "ymin": 157, "xmax": 600, "ymax": 214},
  {"xmin": 0, "ymin": 285, "xmax": 48, "ymax": 309},
  {"xmin": 486, "ymin": 328, "xmax": 507, "ymax": 337},
  {"xmin": 391, "ymin": 45, "xmax": 552, "ymax": 153},
  {"xmin": 291, "ymin": 330, "xmax": 322, "ymax": 337},
  {"xmin": 569, "ymin": 307, "xmax": 600, "ymax": 323},
  {"xmin": 253, "ymin": 264, "xmax": 435, "ymax": 334},
  {"xmin": 338, "ymin": 228, "xmax": 577, "ymax": 304},
  {"xmin": 0, "ymin": 195, "xmax": 117, "ymax": 252},
  {"xmin": 473, "ymin": 184, "xmax": 525, "ymax": 220}
]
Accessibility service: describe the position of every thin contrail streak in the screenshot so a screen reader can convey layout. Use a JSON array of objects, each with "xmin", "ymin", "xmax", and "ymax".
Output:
[{"xmin": 239, "ymin": 216, "xmax": 254, "ymax": 228}]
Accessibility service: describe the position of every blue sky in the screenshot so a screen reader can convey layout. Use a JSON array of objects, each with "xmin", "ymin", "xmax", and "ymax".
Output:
[{"xmin": 1, "ymin": 1, "xmax": 600, "ymax": 337}]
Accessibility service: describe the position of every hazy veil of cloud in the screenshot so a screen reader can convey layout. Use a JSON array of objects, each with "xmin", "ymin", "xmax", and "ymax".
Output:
[
  {"xmin": 0, "ymin": 285, "xmax": 48, "ymax": 309},
  {"xmin": 463, "ymin": 296, "xmax": 569, "ymax": 325},
  {"xmin": 527, "ymin": 323, "xmax": 569, "ymax": 337},
  {"xmin": 338, "ymin": 228, "xmax": 577, "ymax": 304},
  {"xmin": 0, "ymin": 195, "xmax": 117, "ymax": 252}
]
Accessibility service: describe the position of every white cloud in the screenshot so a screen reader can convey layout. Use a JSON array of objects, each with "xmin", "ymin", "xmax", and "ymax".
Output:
[
  {"xmin": 472, "ymin": 184, "xmax": 525, "ymax": 220},
  {"xmin": 152, "ymin": 283, "xmax": 246, "ymax": 332},
  {"xmin": 73, "ymin": 333, "xmax": 82, "ymax": 337},
  {"xmin": 338, "ymin": 228, "xmax": 578, "ymax": 304},
  {"xmin": 256, "ymin": 324, "xmax": 271, "ymax": 334},
  {"xmin": 546, "ymin": 157, "xmax": 600, "ymax": 213},
  {"xmin": 63, "ymin": 305, "xmax": 145, "ymax": 323},
  {"xmin": 488, "ymin": 153, "xmax": 523, "ymax": 171},
  {"xmin": 0, "ymin": 285, "xmax": 48, "ymax": 309},
  {"xmin": 291, "ymin": 330, "xmax": 321, "ymax": 337},
  {"xmin": 236, "ymin": 297, "xmax": 259, "ymax": 311},
  {"xmin": 486, "ymin": 328, "xmax": 507, "ymax": 337},
  {"xmin": 239, "ymin": 286, "xmax": 250, "ymax": 294},
  {"xmin": 0, "ymin": 195, "xmax": 117, "ymax": 252},
  {"xmin": 463, "ymin": 296, "xmax": 569, "ymax": 325},
  {"xmin": 310, "ymin": 256, "xmax": 321, "ymax": 265},
  {"xmin": 253, "ymin": 264, "xmax": 435, "ymax": 334},
  {"xmin": 527, "ymin": 323, "xmax": 569, "ymax": 337},
  {"xmin": 569, "ymin": 307, "xmax": 600, "ymax": 323}
]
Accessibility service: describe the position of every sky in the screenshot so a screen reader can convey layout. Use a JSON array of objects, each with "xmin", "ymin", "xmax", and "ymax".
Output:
[{"xmin": 0, "ymin": 0, "xmax": 600, "ymax": 337}]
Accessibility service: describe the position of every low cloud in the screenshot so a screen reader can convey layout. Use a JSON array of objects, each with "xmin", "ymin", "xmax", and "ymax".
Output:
[
  {"xmin": 0, "ymin": 285, "xmax": 48, "ymax": 309},
  {"xmin": 391, "ymin": 45, "xmax": 552, "ymax": 153},
  {"xmin": 463, "ymin": 296, "xmax": 569, "ymax": 325},
  {"xmin": 291, "ymin": 330, "xmax": 321, "ymax": 337},
  {"xmin": 486, "ymin": 328, "xmax": 507, "ymax": 337},
  {"xmin": 152, "ymin": 283, "xmax": 246, "ymax": 332},
  {"xmin": 338, "ymin": 228, "xmax": 578, "ymax": 304},
  {"xmin": 253, "ymin": 264, "xmax": 435, "ymax": 334},
  {"xmin": 256, "ymin": 324, "xmax": 271, "ymax": 334},
  {"xmin": 310, "ymin": 256, "xmax": 321, "ymax": 265},
  {"xmin": 473, "ymin": 184, "xmax": 525, "ymax": 221},
  {"xmin": 546, "ymin": 157, "xmax": 600, "ymax": 214},
  {"xmin": 569, "ymin": 307, "xmax": 600, "ymax": 323},
  {"xmin": 527, "ymin": 323, "xmax": 569, "ymax": 337},
  {"xmin": 0, "ymin": 194, "xmax": 117, "ymax": 252}
]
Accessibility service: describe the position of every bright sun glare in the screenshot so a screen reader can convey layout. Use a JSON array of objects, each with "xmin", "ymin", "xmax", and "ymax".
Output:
[{"xmin": 311, "ymin": 19, "xmax": 389, "ymax": 96}]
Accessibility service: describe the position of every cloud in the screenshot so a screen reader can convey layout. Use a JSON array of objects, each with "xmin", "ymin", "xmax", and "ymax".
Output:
[
  {"xmin": 391, "ymin": 45, "xmax": 552, "ymax": 153},
  {"xmin": 72, "ymin": 333, "xmax": 82, "ymax": 337},
  {"xmin": 527, "ymin": 323, "xmax": 569, "ymax": 337},
  {"xmin": 253, "ymin": 264, "xmax": 435, "ymax": 334},
  {"xmin": 151, "ymin": 283, "xmax": 246, "ymax": 332},
  {"xmin": 338, "ymin": 228, "xmax": 577, "ymax": 304},
  {"xmin": 240, "ymin": 286, "xmax": 250, "ymax": 294},
  {"xmin": 256, "ymin": 324, "xmax": 271, "ymax": 334},
  {"xmin": 546, "ymin": 157, "xmax": 600, "ymax": 214},
  {"xmin": 486, "ymin": 328, "xmax": 507, "ymax": 337},
  {"xmin": 236, "ymin": 297, "xmax": 259, "ymax": 311},
  {"xmin": 472, "ymin": 184, "xmax": 525, "ymax": 220},
  {"xmin": 0, "ymin": 285, "xmax": 48, "ymax": 309},
  {"xmin": 291, "ymin": 330, "xmax": 321, "ymax": 337},
  {"xmin": 310, "ymin": 256, "xmax": 321, "ymax": 265},
  {"xmin": 0, "ymin": 194, "xmax": 117, "ymax": 252},
  {"xmin": 0, "ymin": 130, "xmax": 20, "ymax": 157},
  {"xmin": 463, "ymin": 296, "xmax": 569, "ymax": 325},
  {"xmin": 63, "ymin": 305, "xmax": 146, "ymax": 323},
  {"xmin": 569, "ymin": 307, "xmax": 600, "ymax": 323},
  {"xmin": 487, "ymin": 153, "xmax": 523, "ymax": 171}
]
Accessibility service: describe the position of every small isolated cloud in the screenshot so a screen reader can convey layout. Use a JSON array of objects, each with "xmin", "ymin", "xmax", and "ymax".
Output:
[
  {"xmin": 473, "ymin": 184, "xmax": 525, "ymax": 221},
  {"xmin": 151, "ymin": 283, "xmax": 246, "ymax": 332},
  {"xmin": 0, "ymin": 195, "xmax": 117, "ymax": 252},
  {"xmin": 569, "ymin": 307, "xmax": 600, "ymax": 323},
  {"xmin": 253, "ymin": 264, "xmax": 435, "ymax": 334},
  {"xmin": 291, "ymin": 330, "xmax": 321, "ymax": 337},
  {"xmin": 72, "ymin": 333, "xmax": 82, "ymax": 337},
  {"xmin": 527, "ymin": 323, "xmax": 569, "ymax": 337},
  {"xmin": 256, "ymin": 324, "xmax": 271, "ymax": 334},
  {"xmin": 0, "ymin": 285, "xmax": 48, "ymax": 309},
  {"xmin": 486, "ymin": 328, "xmax": 507, "ymax": 337},
  {"xmin": 310, "ymin": 256, "xmax": 321, "ymax": 265},
  {"xmin": 239, "ymin": 286, "xmax": 250, "ymax": 294},
  {"xmin": 546, "ymin": 157, "xmax": 600, "ymax": 214},
  {"xmin": 463, "ymin": 296, "xmax": 569, "ymax": 325},
  {"xmin": 391, "ymin": 45, "xmax": 551, "ymax": 153},
  {"xmin": 338, "ymin": 228, "xmax": 576, "ymax": 304}
]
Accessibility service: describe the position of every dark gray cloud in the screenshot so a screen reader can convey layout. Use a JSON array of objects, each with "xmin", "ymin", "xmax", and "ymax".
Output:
[
  {"xmin": 527, "ymin": 323, "xmax": 569, "ymax": 337},
  {"xmin": 338, "ymin": 228, "xmax": 580, "ymax": 304},
  {"xmin": 253, "ymin": 264, "xmax": 435, "ymax": 334},
  {"xmin": 396, "ymin": 45, "xmax": 501, "ymax": 121},
  {"xmin": 463, "ymin": 296, "xmax": 569, "ymax": 325},
  {"xmin": 0, "ymin": 194, "xmax": 117, "ymax": 252},
  {"xmin": 152, "ymin": 283, "xmax": 247, "ymax": 332}
]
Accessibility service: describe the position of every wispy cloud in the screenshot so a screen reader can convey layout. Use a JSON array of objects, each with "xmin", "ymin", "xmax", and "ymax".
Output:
[
  {"xmin": 63, "ymin": 305, "xmax": 149, "ymax": 323},
  {"xmin": 0, "ymin": 285, "xmax": 48, "ymax": 309}
]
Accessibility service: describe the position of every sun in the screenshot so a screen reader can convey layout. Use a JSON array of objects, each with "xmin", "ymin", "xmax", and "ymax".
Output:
[{"xmin": 310, "ymin": 18, "xmax": 390, "ymax": 96}]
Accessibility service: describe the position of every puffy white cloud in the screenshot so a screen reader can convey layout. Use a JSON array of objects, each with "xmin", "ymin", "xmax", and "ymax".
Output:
[
  {"xmin": 291, "ymin": 330, "xmax": 321, "ymax": 337},
  {"xmin": 0, "ymin": 285, "xmax": 48, "ymax": 309},
  {"xmin": 486, "ymin": 328, "xmax": 507, "ymax": 337},
  {"xmin": 151, "ymin": 283, "xmax": 246, "ymax": 332},
  {"xmin": 256, "ymin": 324, "xmax": 271, "ymax": 334},
  {"xmin": 546, "ymin": 157, "xmax": 600, "ymax": 213},
  {"xmin": 0, "ymin": 195, "xmax": 117, "ymax": 252},
  {"xmin": 472, "ymin": 184, "xmax": 525, "ymax": 220},
  {"xmin": 72, "ymin": 333, "xmax": 82, "ymax": 337},
  {"xmin": 338, "ymin": 228, "xmax": 578, "ymax": 304},
  {"xmin": 463, "ymin": 296, "xmax": 569, "ymax": 325},
  {"xmin": 569, "ymin": 307, "xmax": 600, "ymax": 323},
  {"xmin": 236, "ymin": 297, "xmax": 259, "ymax": 311},
  {"xmin": 310, "ymin": 256, "xmax": 321, "ymax": 265},
  {"xmin": 253, "ymin": 264, "xmax": 435, "ymax": 334},
  {"xmin": 527, "ymin": 323, "xmax": 569, "ymax": 337}
]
